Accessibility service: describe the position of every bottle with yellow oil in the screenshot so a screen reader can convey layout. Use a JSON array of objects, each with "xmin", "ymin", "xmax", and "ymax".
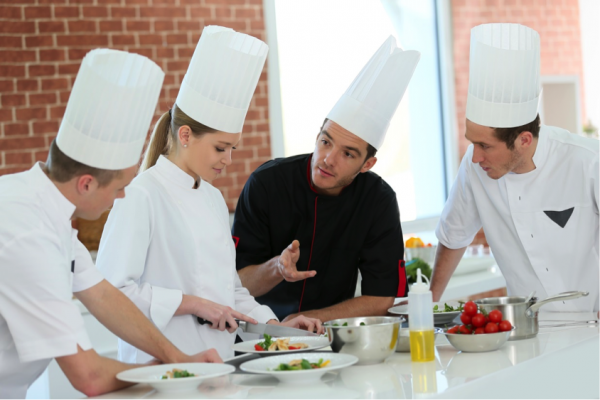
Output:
[{"xmin": 408, "ymin": 268, "xmax": 435, "ymax": 362}]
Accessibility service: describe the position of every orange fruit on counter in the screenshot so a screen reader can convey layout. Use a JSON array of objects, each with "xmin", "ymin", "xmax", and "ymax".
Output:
[{"xmin": 406, "ymin": 237, "xmax": 425, "ymax": 248}]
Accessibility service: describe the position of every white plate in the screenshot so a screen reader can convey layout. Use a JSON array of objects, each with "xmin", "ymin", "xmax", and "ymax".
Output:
[
  {"xmin": 116, "ymin": 363, "xmax": 235, "ymax": 393},
  {"xmin": 240, "ymin": 352, "xmax": 358, "ymax": 384},
  {"xmin": 232, "ymin": 336, "xmax": 332, "ymax": 355},
  {"xmin": 388, "ymin": 301, "xmax": 462, "ymax": 325}
]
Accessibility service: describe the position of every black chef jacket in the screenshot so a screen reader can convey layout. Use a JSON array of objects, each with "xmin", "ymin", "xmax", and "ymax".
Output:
[{"xmin": 232, "ymin": 153, "xmax": 407, "ymax": 320}]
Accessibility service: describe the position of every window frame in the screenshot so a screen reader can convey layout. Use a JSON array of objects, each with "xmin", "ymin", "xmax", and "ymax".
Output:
[{"xmin": 263, "ymin": 0, "xmax": 460, "ymax": 232}]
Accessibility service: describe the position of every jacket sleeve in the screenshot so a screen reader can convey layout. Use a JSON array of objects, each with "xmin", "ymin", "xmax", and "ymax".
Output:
[
  {"xmin": 232, "ymin": 272, "xmax": 278, "ymax": 323},
  {"xmin": 96, "ymin": 185, "xmax": 182, "ymax": 331},
  {"xmin": 0, "ymin": 229, "xmax": 92, "ymax": 362},
  {"xmin": 232, "ymin": 172, "xmax": 274, "ymax": 269},
  {"xmin": 358, "ymin": 186, "xmax": 406, "ymax": 298},
  {"xmin": 436, "ymin": 145, "xmax": 483, "ymax": 249}
]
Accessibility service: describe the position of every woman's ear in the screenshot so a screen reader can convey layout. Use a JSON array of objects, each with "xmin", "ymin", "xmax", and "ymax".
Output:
[{"xmin": 178, "ymin": 125, "xmax": 191, "ymax": 147}]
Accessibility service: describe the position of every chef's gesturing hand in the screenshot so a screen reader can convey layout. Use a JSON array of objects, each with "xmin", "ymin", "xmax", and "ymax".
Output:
[
  {"xmin": 268, "ymin": 315, "xmax": 324, "ymax": 335},
  {"xmin": 179, "ymin": 295, "xmax": 257, "ymax": 333},
  {"xmin": 277, "ymin": 240, "xmax": 316, "ymax": 282}
]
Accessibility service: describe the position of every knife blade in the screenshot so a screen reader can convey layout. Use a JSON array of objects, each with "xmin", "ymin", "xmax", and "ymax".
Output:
[{"xmin": 197, "ymin": 317, "xmax": 319, "ymax": 337}]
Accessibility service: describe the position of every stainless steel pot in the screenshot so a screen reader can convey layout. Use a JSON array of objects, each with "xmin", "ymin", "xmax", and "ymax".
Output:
[{"xmin": 475, "ymin": 291, "xmax": 589, "ymax": 341}]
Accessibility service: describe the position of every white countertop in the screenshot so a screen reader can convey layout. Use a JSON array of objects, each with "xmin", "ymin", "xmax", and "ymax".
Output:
[{"xmin": 94, "ymin": 312, "xmax": 599, "ymax": 399}]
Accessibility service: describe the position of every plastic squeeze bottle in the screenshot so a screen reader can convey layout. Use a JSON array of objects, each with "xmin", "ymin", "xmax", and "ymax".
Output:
[{"xmin": 408, "ymin": 268, "xmax": 435, "ymax": 362}]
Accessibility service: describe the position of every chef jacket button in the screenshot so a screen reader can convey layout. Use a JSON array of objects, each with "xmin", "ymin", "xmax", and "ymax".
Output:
[
  {"xmin": 519, "ymin": 196, "xmax": 521, "ymax": 200},
  {"xmin": 531, "ymin": 234, "xmax": 533, "ymax": 238}
]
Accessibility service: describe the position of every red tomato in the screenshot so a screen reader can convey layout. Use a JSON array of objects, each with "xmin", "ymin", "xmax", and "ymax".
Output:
[
  {"xmin": 484, "ymin": 322, "xmax": 499, "ymax": 333},
  {"xmin": 447, "ymin": 326, "xmax": 459, "ymax": 334},
  {"xmin": 463, "ymin": 301, "xmax": 478, "ymax": 316},
  {"xmin": 288, "ymin": 346, "xmax": 300, "ymax": 350},
  {"xmin": 489, "ymin": 310, "xmax": 503, "ymax": 323},
  {"xmin": 471, "ymin": 313, "xmax": 486, "ymax": 328},
  {"xmin": 474, "ymin": 327, "xmax": 486, "ymax": 335},
  {"xmin": 459, "ymin": 325, "xmax": 472, "ymax": 334},
  {"xmin": 460, "ymin": 312, "xmax": 472, "ymax": 325},
  {"xmin": 254, "ymin": 344, "xmax": 264, "ymax": 351},
  {"xmin": 499, "ymin": 320, "xmax": 512, "ymax": 332}
]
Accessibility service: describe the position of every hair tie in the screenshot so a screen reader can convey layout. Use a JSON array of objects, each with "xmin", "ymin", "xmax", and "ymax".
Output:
[{"xmin": 168, "ymin": 108, "xmax": 172, "ymax": 119}]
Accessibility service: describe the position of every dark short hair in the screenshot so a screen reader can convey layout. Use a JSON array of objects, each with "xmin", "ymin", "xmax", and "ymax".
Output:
[
  {"xmin": 493, "ymin": 114, "xmax": 541, "ymax": 150},
  {"xmin": 319, "ymin": 118, "xmax": 377, "ymax": 162},
  {"xmin": 46, "ymin": 139, "xmax": 122, "ymax": 187}
]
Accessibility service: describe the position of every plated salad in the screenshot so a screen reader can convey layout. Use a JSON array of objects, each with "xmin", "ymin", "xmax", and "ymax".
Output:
[
  {"xmin": 161, "ymin": 369, "xmax": 196, "ymax": 379},
  {"xmin": 433, "ymin": 302, "xmax": 464, "ymax": 313},
  {"xmin": 271, "ymin": 358, "xmax": 331, "ymax": 371},
  {"xmin": 254, "ymin": 334, "xmax": 309, "ymax": 351}
]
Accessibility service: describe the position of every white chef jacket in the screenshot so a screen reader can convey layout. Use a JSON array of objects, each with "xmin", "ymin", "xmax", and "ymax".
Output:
[
  {"xmin": 437, "ymin": 125, "xmax": 599, "ymax": 312},
  {"xmin": 0, "ymin": 163, "xmax": 104, "ymax": 398},
  {"xmin": 96, "ymin": 156, "xmax": 276, "ymax": 361}
]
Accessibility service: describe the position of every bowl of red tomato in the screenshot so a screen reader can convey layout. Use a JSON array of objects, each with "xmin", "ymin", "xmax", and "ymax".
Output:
[{"xmin": 442, "ymin": 301, "xmax": 515, "ymax": 352}]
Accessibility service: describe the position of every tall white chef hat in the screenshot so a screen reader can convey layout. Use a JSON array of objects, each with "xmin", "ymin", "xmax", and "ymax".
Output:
[
  {"xmin": 175, "ymin": 25, "xmax": 268, "ymax": 134},
  {"xmin": 466, "ymin": 23, "xmax": 541, "ymax": 128},
  {"xmin": 326, "ymin": 36, "xmax": 420, "ymax": 150},
  {"xmin": 56, "ymin": 49, "xmax": 164, "ymax": 170}
]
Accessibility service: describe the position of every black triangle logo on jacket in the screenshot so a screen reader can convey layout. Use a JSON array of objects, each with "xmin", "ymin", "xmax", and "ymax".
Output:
[{"xmin": 543, "ymin": 207, "xmax": 574, "ymax": 228}]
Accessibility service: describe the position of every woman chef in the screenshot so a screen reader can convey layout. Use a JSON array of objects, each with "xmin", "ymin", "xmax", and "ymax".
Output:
[{"xmin": 96, "ymin": 26, "xmax": 322, "ymax": 362}]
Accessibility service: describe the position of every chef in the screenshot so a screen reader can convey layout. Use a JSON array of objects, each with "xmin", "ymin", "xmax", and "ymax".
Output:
[
  {"xmin": 0, "ymin": 49, "xmax": 221, "ymax": 399},
  {"xmin": 232, "ymin": 36, "xmax": 420, "ymax": 321},
  {"xmin": 96, "ymin": 26, "xmax": 322, "ymax": 363},
  {"xmin": 430, "ymin": 23, "xmax": 599, "ymax": 312}
]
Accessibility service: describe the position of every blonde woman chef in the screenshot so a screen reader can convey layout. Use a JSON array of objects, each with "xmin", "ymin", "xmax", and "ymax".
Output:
[{"xmin": 96, "ymin": 26, "xmax": 322, "ymax": 362}]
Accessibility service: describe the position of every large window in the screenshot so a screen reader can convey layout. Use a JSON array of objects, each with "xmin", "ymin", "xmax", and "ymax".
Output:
[{"xmin": 265, "ymin": 0, "xmax": 451, "ymax": 226}]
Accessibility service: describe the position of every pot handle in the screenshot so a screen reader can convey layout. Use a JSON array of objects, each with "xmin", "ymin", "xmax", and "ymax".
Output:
[{"xmin": 526, "ymin": 291, "xmax": 589, "ymax": 317}]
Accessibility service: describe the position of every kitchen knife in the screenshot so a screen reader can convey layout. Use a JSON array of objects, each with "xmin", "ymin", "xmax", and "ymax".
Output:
[{"xmin": 197, "ymin": 317, "xmax": 319, "ymax": 337}]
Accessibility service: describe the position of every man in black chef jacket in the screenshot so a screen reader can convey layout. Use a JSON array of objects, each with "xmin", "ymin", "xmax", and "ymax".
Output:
[{"xmin": 232, "ymin": 37, "xmax": 421, "ymax": 321}]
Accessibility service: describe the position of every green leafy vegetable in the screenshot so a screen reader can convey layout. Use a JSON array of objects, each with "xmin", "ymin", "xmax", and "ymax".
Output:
[
  {"xmin": 405, "ymin": 258, "xmax": 432, "ymax": 286},
  {"xmin": 360, "ymin": 322, "xmax": 366, "ymax": 326},
  {"xmin": 256, "ymin": 333, "xmax": 273, "ymax": 350},
  {"xmin": 433, "ymin": 302, "xmax": 464, "ymax": 313}
]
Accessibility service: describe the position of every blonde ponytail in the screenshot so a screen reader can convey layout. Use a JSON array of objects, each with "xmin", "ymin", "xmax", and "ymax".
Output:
[
  {"xmin": 140, "ymin": 104, "xmax": 219, "ymax": 173},
  {"xmin": 140, "ymin": 110, "xmax": 171, "ymax": 173}
]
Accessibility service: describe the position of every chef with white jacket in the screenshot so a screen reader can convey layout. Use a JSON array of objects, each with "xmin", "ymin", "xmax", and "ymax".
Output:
[
  {"xmin": 430, "ymin": 23, "xmax": 599, "ymax": 312},
  {"xmin": 0, "ymin": 49, "xmax": 221, "ymax": 399},
  {"xmin": 96, "ymin": 26, "xmax": 322, "ymax": 362}
]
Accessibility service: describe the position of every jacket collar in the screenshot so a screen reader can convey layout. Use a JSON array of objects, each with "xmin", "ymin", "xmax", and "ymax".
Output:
[
  {"xmin": 155, "ymin": 155, "xmax": 199, "ymax": 190},
  {"xmin": 32, "ymin": 162, "xmax": 76, "ymax": 226}
]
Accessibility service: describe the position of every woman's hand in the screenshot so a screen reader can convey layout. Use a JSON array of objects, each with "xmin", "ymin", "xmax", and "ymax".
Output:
[
  {"xmin": 187, "ymin": 348, "xmax": 223, "ymax": 363},
  {"xmin": 177, "ymin": 295, "xmax": 257, "ymax": 333},
  {"xmin": 268, "ymin": 315, "xmax": 324, "ymax": 334}
]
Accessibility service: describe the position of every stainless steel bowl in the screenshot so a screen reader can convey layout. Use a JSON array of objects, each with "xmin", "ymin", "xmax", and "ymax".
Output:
[
  {"xmin": 396, "ymin": 327, "xmax": 443, "ymax": 352},
  {"xmin": 442, "ymin": 327, "xmax": 514, "ymax": 352},
  {"xmin": 325, "ymin": 317, "xmax": 402, "ymax": 365}
]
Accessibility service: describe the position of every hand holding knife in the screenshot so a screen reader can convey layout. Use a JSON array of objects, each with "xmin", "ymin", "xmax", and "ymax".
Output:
[{"xmin": 197, "ymin": 317, "xmax": 321, "ymax": 337}]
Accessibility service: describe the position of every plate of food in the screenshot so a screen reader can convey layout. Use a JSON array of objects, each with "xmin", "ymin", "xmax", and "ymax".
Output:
[
  {"xmin": 240, "ymin": 352, "xmax": 358, "ymax": 384},
  {"xmin": 388, "ymin": 301, "xmax": 463, "ymax": 325},
  {"xmin": 115, "ymin": 363, "xmax": 235, "ymax": 393},
  {"xmin": 232, "ymin": 334, "xmax": 332, "ymax": 355}
]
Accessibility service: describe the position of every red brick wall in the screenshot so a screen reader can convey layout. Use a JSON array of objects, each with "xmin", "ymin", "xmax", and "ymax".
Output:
[
  {"xmin": 0, "ymin": 0, "xmax": 271, "ymax": 211},
  {"xmin": 452, "ymin": 0, "xmax": 586, "ymax": 158}
]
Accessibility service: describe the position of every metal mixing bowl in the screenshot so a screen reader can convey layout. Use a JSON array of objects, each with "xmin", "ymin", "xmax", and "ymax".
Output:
[
  {"xmin": 442, "ymin": 327, "xmax": 514, "ymax": 352},
  {"xmin": 396, "ymin": 327, "xmax": 443, "ymax": 352},
  {"xmin": 324, "ymin": 317, "xmax": 403, "ymax": 365}
]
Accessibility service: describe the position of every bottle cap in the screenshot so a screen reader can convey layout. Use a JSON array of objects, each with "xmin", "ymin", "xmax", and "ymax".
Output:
[{"xmin": 411, "ymin": 268, "xmax": 431, "ymax": 294}]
